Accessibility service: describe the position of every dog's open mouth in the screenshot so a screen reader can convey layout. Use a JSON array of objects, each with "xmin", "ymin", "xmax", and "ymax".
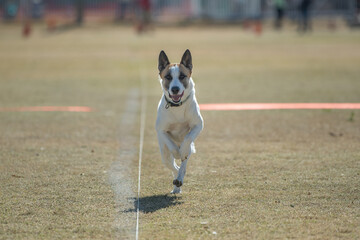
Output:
[{"xmin": 169, "ymin": 91, "xmax": 184, "ymax": 103}]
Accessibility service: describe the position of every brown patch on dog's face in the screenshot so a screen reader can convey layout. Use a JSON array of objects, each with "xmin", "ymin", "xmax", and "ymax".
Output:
[{"xmin": 179, "ymin": 64, "xmax": 191, "ymax": 89}]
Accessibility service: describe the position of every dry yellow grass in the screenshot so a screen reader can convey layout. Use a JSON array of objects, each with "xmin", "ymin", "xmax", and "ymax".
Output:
[{"xmin": 0, "ymin": 23, "xmax": 359, "ymax": 239}]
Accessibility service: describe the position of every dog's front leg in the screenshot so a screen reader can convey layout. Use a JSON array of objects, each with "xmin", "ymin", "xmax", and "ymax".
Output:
[
  {"xmin": 157, "ymin": 130, "xmax": 181, "ymax": 159},
  {"xmin": 179, "ymin": 123, "xmax": 203, "ymax": 161},
  {"xmin": 174, "ymin": 122, "xmax": 203, "ymax": 188},
  {"xmin": 173, "ymin": 156, "xmax": 189, "ymax": 188},
  {"xmin": 157, "ymin": 131, "xmax": 183, "ymax": 194},
  {"xmin": 159, "ymin": 144, "xmax": 179, "ymax": 177}
]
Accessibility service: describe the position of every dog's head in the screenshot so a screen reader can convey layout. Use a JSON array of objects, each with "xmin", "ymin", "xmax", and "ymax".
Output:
[{"xmin": 158, "ymin": 49, "xmax": 193, "ymax": 103}]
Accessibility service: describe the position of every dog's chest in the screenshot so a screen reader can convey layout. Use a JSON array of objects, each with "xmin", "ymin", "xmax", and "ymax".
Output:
[
  {"xmin": 167, "ymin": 121, "xmax": 190, "ymax": 133},
  {"xmin": 166, "ymin": 121, "xmax": 191, "ymax": 143},
  {"xmin": 163, "ymin": 109, "xmax": 191, "ymax": 141}
]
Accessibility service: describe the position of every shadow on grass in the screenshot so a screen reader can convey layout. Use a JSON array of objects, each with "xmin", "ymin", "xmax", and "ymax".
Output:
[{"xmin": 125, "ymin": 194, "xmax": 183, "ymax": 213}]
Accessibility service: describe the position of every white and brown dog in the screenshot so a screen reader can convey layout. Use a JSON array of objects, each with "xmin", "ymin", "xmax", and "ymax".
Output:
[{"xmin": 156, "ymin": 49, "xmax": 204, "ymax": 194}]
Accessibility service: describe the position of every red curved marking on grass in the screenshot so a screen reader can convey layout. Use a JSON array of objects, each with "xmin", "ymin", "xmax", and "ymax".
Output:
[
  {"xmin": 199, "ymin": 103, "xmax": 360, "ymax": 111},
  {"xmin": 0, "ymin": 106, "xmax": 93, "ymax": 112}
]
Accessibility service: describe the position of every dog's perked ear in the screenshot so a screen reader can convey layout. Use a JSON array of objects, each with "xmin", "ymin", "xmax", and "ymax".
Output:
[
  {"xmin": 180, "ymin": 49, "xmax": 192, "ymax": 71},
  {"xmin": 158, "ymin": 50, "xmax": 170, "ymax": 73}
]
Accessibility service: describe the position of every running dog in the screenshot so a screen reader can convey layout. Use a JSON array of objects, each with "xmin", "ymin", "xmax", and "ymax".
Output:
[{"xmin": 156, "ymin": 49, "xmax": 204, "ymax": 194}]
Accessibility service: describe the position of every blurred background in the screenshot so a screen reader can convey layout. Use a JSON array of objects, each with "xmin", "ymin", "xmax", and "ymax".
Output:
[{"xmin": 1, "ymin": 0, "xmax": 360, "ymax": 33}]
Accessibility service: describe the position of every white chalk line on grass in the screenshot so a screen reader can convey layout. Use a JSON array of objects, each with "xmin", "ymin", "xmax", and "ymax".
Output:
[
  {"xmin": 109, "ymin": 71, "xmax": 147, "ymax": 240},
  {"xmin": 136, "ymin": 71, "xmax": 147, "ymax": 240},
  {"xmin": 109, "ymin": 88, "xmax": 139, "ymax": 239}
]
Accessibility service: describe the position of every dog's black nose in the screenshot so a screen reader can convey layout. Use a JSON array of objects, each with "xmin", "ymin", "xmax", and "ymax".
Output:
[{"xmin": 171, "ymin": 86, "xmax": 180, "ymax": 95}]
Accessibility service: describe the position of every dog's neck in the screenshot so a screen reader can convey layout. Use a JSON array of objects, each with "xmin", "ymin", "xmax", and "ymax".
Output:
[{"xmin": 164, "ymin": 92, "xmax": 192, "ymax": 109}]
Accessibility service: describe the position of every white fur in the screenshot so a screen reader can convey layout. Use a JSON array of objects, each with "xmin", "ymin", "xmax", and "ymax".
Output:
[
  {"xmin": 156, "ymin": 69, "xmax": 203, "ymax": 194},
  {"xmin": 168, "ymin": 65, "xmax": 185, "ymax": 96}
]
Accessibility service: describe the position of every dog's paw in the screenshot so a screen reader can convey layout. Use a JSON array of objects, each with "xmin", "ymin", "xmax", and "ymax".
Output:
[
  {"xmin": 171, "ymin": 186, "xmax": 181, "ymax": 194},
  {"xmin": 173, "ymin": 179, "xmax": 183, "ymax": 187}
]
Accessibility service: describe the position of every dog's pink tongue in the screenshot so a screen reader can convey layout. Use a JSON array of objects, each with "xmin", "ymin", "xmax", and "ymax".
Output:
[{"xmin": 172, "ymin": 95, "xmax": 181, "ymax": 102}]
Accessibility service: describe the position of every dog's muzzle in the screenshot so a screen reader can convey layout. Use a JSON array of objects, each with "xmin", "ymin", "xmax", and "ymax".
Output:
[{"xmin": 169, "ymin": 91, "xmax": 184, "ymax": 103}]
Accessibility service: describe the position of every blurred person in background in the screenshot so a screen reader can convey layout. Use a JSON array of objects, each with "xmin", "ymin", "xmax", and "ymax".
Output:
[
  {"xmin": 298, "ymin": 0, "xmax": 313, "ymax": 33},
  {"xmin": 76, "ymin": 0, "xmax": 84, "ymax": 25},
  {"xmin": 357, "ymin": 0, "xmax": 360, "ymax": 23},
  {"xmin": 274, "ymin": 0, "xmax": 286, "ymax": 30},
  {"xmin": 20, "ymin": 0, "xmax": 31, "ymax": 37},
  {"xmin": 136, "ymin": 0, "xmax": 152, "ymax": 33},
  {"xmin": 116, "ymin": 0, "xmax": 132, "ymax": 21}
]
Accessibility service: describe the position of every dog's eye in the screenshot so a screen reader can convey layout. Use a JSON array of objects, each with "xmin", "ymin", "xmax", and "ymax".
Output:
[
  {"xmin": 165, "ymin": 75, "xmax": 172, "ymax": 81},
  {"xmin": 179, "ymin": 74, "xmax": 186, "ymax": 80}
]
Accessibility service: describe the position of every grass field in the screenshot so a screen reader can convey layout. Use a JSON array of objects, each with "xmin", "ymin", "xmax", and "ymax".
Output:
[{"xmin": 0, "ymin": 23, "xmax": 360, "ymax": 239}]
